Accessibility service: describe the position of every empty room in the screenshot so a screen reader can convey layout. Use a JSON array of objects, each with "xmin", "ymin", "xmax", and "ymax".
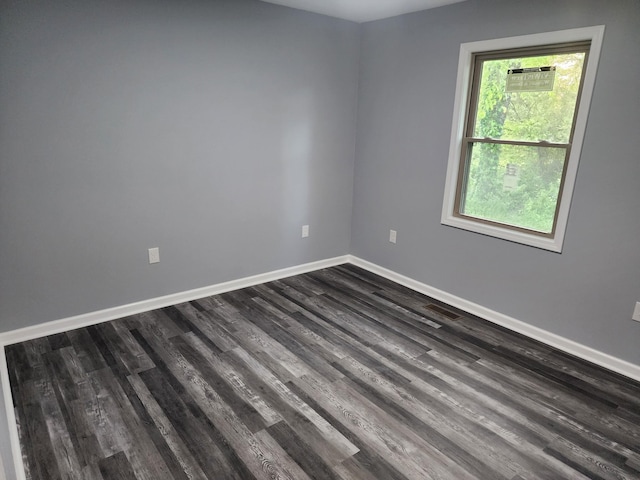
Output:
[{"xmin": 1, "ymin": 0, "xmax": 639, "ymax": 478}]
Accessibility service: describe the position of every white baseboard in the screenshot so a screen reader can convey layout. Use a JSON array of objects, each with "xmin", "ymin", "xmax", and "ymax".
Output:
[
  {"xmin": 0, "ymin": 256, "xmax": 350, "ymax": 347},
  {"xmin": 2, "ymin": 253, "xmax": 639, "ymax": 480},
  {"xmin": 348, "ymin": 255, "xmax": 640, "ymax": 383}
]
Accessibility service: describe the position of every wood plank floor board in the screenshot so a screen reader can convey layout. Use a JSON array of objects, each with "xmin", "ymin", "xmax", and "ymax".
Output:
[
  {"xmin": 89, "ymin": 370, "xmax": 173, "ymax": 480},
  {"xmin": 284, "ymin": 380, "xmax": 415, "ymax": 480},
  {"xmin": 182, "ymin": 335, "xmax": 285, "ymax": 429},
  {"xmin": 468, "ymin": 358, "xmax": 640, "ymax": 454},
  {"xmin": 174, "ymin": 303, "xmax": 240, "ymax": 353},
  {"xmin": 367, "ymin": 348, "xmax": 556, "ymax": 452},
  {"xmin": 42, "ymin": 350, "xmax": 87, "ymax": 470},
  {"xmin": 293, "ymin": 374, "xmax": 479, "ymax": 480},
  {"xmin": 370, "ymin": 289, "xmax": 555, "ymax": 363},
  {"xmin": 415, "ymin": 350, "xmax": 622, "ymax": 452},
  {"xmin": 72, "ymin": 370, "xmax": 121, "ymax": 460},
  {"xmin": 36, "ymin": 373, "xmax": 83, "ymax": 479},
  {"xmin": 224, "ymin": 346, "xmax": 360, "ymax": 463},
  {"xmin": 47, "ymin": 333, "xmax": 72, "ymax": 352},
  {"xmin": 109, "ymin": 322, "xmax": 156, "ymax": 374},
  {"xmin": 170, "ymin": 335, "xmax": 269, "ymax": 434},
  {"xmin": 251, "ymin": 283, "xmax": 304, "ymax": 314},
  {"xmin": 281, "ymin": 290, "xmax": 435, "ymax": 371},
  {"xmin": 333, "ymin": 355, "xmax": 593, "ymax": 480},
  {"xmin": 126, "ymin": 373, "xmax": 209, "ymax": 480},
  {"xmin": 346, "ymin": 283, "xmax": 623, "ymax": 415},
  {"xmin": 310, "ymin": 282, "xmax": 482, "ymax": 365},
  {"xmin": 308, "ymin": 272, "xmax": 436, "ymax": 330},
  {"xmin": 326, "ymin": 294, "xmax": 490, "ymax": 366},
  {"xmin": 105, "ymin": 368, "xmax": 189, "ymax": 479},
  {"xmin": 212, "ymin": 301, "xmax": 330, "ymax": 381},
  {"xmin": 266, "ymin": 420, "xmax": 342, "ymax": 480},
  {"xmin": 85, "ymin": 324, "xmax": 182, "ymax": 478},
  {"xmin": 283, "ymin": 307, "xmax": 419, "ymax": 387},
  {"xmin": 546, "ymin": 436, "xmax": 640, "ymax": 480},
  {"xmin": 136, "ymin": 367, "xmax": 241, "ymax": 479},
  {"xmin": 267, "ymin": 281, "xmax": 386, "ymax": 342},
  {"xmin": 331, "ymin": 359, "xmax": 513, "ymax": 480},
  {"xmin": 337, "ymin": 340, "xmax": 581, "ymax": 478},
  {"xmin": 542, "ymin": 350, "xmax": 640, "ymax": 412},
  {"xmin": 132, "ymin": 332, "xmax": 257, "ymax": 480},
  {"xmin": 436, "ymin": 357, "xmax": 640, "ymax": 472},
  {"xmin": 98, "ymin": 451, "xmax": 138, "ymax": 480},
  {"xmin": 248, "ymin": 297, "xmax": 295, "ymax": 328},
  {"xmin": 221, "ymin": 290, "xmax": 345, "ymax": 383},
  {"xmin": 65, "ymin": 328, "xmax": 109, "ymax": 374},
  {"xmin": 6, "ymin": 265, "xmax": 640, "ymax": 479},
  {"xmin": 82, "ymin": 462, "xmax": 106, "ymax": 480},
  {"xmin": 251, "ymin": 297, "xmax": 352, "ymax": 362},
  {"xmin": 22, "ymin": 396, "xmax": 63, "ymax": 480},
  {"xmin": 134, "ymin": 323, "xmax": 302, "ymax": 480},
  {"xmin": 317, "ymin": 293, "xmax": 440, "ymax": 358},
  {"xmin": 67, "ymin": 399, "xmax": 104, "ymax": 468}
]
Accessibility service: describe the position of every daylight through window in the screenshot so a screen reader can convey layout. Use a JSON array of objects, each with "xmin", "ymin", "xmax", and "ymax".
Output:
[
  {"xmin": 442, "ymin": 27, "xmax": 605, "ymax": 252},
  {"xmin": 458, "ymin": 44, "xmax": 588, "ymax": 234}
]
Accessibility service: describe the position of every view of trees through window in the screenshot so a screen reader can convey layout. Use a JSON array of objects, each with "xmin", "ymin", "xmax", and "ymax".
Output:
[{"xmin": 460, "ymin": 50, "xmax": 587, "ymax": 234}]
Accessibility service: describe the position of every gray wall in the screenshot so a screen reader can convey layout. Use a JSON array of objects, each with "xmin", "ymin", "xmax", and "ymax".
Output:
[
  {"xmin": 0, "ymin": 0, "xmax": 359, "ymax": 476},
  {"xmin": 352, "ymin": 0, "xmax": 640, "ymax": 365},
  {"xmin": 0, "ymin": 0, "xmax": 360, "ymax": 331}
]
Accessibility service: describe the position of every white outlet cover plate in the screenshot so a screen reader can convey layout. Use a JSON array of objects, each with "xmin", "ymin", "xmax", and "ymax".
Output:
[
  {"xmin": 148, "ymin": 247, "xmax": 160, "ymax": 264},
  {"xmin": 389, "ymin": 230, "xmax": 397, "ymax": 244},
  {"xmin": 633, "ymin": 302, "xmax": 640, "ymax": 322},
  {"xmin": 302, "ymin": 225, "xmax": 309, "ymax": 238}
]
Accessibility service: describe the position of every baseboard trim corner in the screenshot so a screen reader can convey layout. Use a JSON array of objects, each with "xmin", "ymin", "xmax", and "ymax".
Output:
[{"xmin": 348, "ymin": 255, "xmax": 640, "ymax": 383}]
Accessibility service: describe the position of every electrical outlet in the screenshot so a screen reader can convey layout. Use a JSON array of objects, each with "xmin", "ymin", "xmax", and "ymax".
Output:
[
  {"xmin": 389, "ymin": 229, "xmax": 397, "ymax": 244},
  {"xmin": 148, "ymin": 247, "xmax": 160, "ymax": 264},
  {"xmin": 302, "ymin": 225, "xmax": 309, "ymax": 238},
  {"xmin": 633, "ymin": 302, "xmax": 640, "ymax": 322}
]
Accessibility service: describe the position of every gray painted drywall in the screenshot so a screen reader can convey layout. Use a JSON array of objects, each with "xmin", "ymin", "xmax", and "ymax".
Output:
[
  {"xmin": 0, "ymin": 0, "xmax": 360, "ymax": 329},
  {"xmin": 352, "ymin": 0, "xmax": 640, "ymax": 364},
  {"xmin": 0, "ymin": 0, "xmax": 359, "ymax": 476}
]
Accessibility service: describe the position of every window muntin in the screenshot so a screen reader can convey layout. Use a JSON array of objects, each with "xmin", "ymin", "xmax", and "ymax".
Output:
[{"xmin": 441, "ymin": 27, "xmax": 605, "ymax": 252}]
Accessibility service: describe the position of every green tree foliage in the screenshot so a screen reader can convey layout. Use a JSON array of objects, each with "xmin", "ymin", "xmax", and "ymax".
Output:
[
  {"xmin": 462, "ymin": 52, "xmax": 586, "ymax": 233},
  {"xmin": 467, "ymin": 60, "xmax": 508, "ymax": 203}
]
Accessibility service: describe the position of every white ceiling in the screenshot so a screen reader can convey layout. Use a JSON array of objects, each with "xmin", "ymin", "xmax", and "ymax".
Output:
[{"xmin": 259, "ymin": 0, "xmax": 468, "ymax": 23}]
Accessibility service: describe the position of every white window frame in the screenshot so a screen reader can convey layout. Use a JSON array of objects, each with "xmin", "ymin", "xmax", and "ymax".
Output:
[{"xmin": 441, "ymin": 25, "xmax": 605, "ymax": 253}]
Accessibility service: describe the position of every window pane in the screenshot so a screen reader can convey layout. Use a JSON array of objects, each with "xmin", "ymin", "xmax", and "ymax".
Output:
[
  {"xmin": 472, "ymin": 52, "xmax": 586, "ymax": 143},
  {"xmin": 460, "ymin": 142, "xmax": 566, "ymax": 233}
]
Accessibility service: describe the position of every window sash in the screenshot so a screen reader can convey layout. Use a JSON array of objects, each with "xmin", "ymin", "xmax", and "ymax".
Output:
[
  {"xmin": 454, "ymin": 141, "xmax": 572, "ymax": 237},
  {"xmin": 466, "ymin": 42, "xmax": 591, "ymax": 142},
  {"xmin": 453, "ymin": 43, "xmax": 589, "ymax": 238}
]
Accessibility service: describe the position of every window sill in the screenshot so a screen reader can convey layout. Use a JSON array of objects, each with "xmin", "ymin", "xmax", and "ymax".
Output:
[{"xmin": 441, "ymin": 214, "xmax": 563, "ymax": 252}]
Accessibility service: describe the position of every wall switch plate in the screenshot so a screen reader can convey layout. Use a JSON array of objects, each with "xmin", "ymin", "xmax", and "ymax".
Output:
[
  {"xmin": 302, "ymin": 225, "xmax": 309, "ymax": 238},
  {"xmin": 389, "ymin": 229, "xmax": 397, "ymax": 244},
  {"xmin": 148, "ymin": 247, "xmax": 160, "ymax": 264},
  {"xmin": 633, "ymin": 302, "xmax": 640, "ymax": 322}
]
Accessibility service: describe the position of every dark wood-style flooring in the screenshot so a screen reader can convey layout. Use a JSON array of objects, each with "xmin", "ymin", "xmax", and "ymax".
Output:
[{"xmin": 5, "ymin": 264, "xmax": 640, "ymax": 479}]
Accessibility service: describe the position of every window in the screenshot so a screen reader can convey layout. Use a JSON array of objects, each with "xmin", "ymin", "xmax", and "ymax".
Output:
[{"xmin": 442, "ymin": 26, "xmax": 605, "ymax": 252}]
